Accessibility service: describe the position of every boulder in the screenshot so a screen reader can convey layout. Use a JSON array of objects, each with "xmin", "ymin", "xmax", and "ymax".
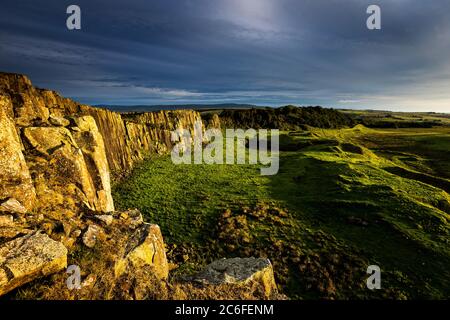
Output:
[
  {"xmin": 82, "ymin": 224, "xmax": 103, "ymax": 248},
  {"xmin": 115, "ymin": 223, "xmax": 169, "ymax": 281},
  {"xmin": 0, "ymin": 198, "xmax": 27, "ymax": 214},
  {"xmin": 193, "ymin": 257, "xmax": 277, "ymax": 299},
  {"xmin": 0, "ymin": 232, "xmax": 67, "ymax": 296}
]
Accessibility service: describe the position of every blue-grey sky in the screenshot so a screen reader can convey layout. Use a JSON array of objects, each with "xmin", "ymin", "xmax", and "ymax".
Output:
[{"xmin": 1, "ymin": 0, "xmax": 450, "ymax": 111}]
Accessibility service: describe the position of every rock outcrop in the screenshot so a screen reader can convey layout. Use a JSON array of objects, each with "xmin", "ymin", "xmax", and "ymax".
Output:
[
  {"xmin": 1, "ymin": 71, "xmax": 203, "ymax": 173},
  {"xmin": 56, "ymin": 209, "xmax": 169, "ymax": 300},
  {"xmin": 0, "ymin": 72, "xmax": 203, "ymax": 216},
  {"xmin": 0, "ymin": 72, "xmax": 206, "ymax": 298},
  {"xmin": 114, "ymin": 223, "xmax": 169, "ymax": 281}
]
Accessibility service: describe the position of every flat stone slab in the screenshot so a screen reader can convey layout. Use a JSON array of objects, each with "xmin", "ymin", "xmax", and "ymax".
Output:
[
  {"xmin": 193, "ymin": 257, "xmax": 278, "ymax": 299},
  {"xmin": 194, "ymin": 257, "xmax": 274, "ymax": 285},
  {"xmin": 0, "ymin": 232, "xmax": 67, "ymax": 296}
]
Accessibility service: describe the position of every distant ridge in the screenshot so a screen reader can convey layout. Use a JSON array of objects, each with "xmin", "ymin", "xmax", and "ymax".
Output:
[{"xmin": 96, "ymin": 103, "xmax": 269, "ymax": 113}]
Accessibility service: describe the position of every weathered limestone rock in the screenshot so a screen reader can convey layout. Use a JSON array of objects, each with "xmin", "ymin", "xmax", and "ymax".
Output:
[
  {"xmin": 0, "ymin": 198, "xmax": 27, "ymax": 214},
  {"xmin": 0, "ymin": 232, "xmax": 67, "ymax": 296},
  {"xmin": 0, "ymin": 95, "xmax": 36, "ymax": 211},
  {"xmin": 117, "ymin": 209, "xmax": 144, "ymax": 229},
  {"xmin": 81, "ymin": 274, "xmax": 97, "ymax": 288},
  {"xmin": 49, "ymin": 114, "xmax": 70, "ymax": 127},
  {"xmin": 0, "ymin": 73, "xmax": 49, "ymax": 126},
  {"xmin": 0, "ymin": 73, "xmax": 33, "ymax": 93},
  {"xmin": 90, "ymin": 108, "xmax": 204, "ymax": 173},
  {"xmin": 79, "ymin": 105, "xmax": 134, "ymax": 174},
  {"xmin": 72, "ymin": 116, "xmax": 114, "ymax": 212},
  {"xmin": 0, "ymin": 226, "xmax": 31, "ymax": 241},
  {"xmin": 194, "ymin": 257, "xmax": 277, "ymax": 299},
  {"xmin": 39, "ymin": 89, "xmax": 78, "ymax": 117},
  {"xmin": 82, "ymin": 224, "xmax": 103, "ymax": 248},
  {"xmin": 23, "ymin": 126, "xmax": 77, "ymax": 156},
  {"xmin": 0, "ymin": 215, "xmax": 13, "ymax": 227},
  {"xmin": 22, "ymin": 124, "xmax": 114, "ymax": 213},
  {"xmin": 23, "ymin": 126, "xmax": 99, "ymax": 211},
  {"xmin": 115, "ymin": 223, "xmax": 169, "ymax": 281},
  {"xmin": 95, "ymin": 214, "xmax": 113, "ymax": 226},
  {"xmin": 0, "ymin": 94, "xmax": 14, "ymax": 118}
]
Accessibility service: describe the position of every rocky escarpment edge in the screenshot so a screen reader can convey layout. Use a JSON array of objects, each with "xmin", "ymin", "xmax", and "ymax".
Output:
[{"xmin": 0, "ymin": 72, "xmax": 278, "ymax": 299}]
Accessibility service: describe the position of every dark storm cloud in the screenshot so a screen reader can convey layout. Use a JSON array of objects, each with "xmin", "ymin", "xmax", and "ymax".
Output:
[{"xmin": 1, "ymin": 0, "xmax": 449, "ymax": 111}]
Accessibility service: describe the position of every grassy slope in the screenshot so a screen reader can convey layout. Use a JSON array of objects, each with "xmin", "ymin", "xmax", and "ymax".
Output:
[{"xmin": 113, "ymin": 125, "xmax": 450, "ymax": 299}]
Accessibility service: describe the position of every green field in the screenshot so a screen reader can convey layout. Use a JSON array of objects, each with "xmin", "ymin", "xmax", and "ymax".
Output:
[{"xmin": 113, "ymin": 125, "xmax": 450, "ymax": 299}]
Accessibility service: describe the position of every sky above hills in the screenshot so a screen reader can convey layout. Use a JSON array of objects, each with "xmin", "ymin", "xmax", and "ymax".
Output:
[{"xmin": 1, "ymin": 0, "xmax": 450, "ymax": 112}]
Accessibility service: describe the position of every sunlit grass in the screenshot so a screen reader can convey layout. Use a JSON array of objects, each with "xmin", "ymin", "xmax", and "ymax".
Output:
[{"xmin": 113, "ymin": 126, "xmax": 450, "ymax": 299}]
